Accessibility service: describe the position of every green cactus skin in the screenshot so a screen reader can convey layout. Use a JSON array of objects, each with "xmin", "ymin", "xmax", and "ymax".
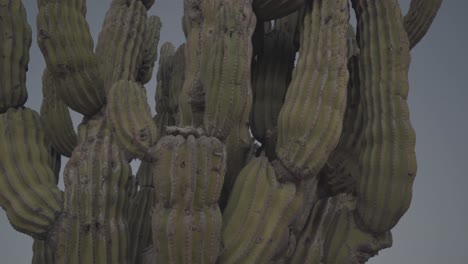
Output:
[
  {"xmin": 0, "ymin": 0, "xmax": 31, "ymax": 113},
  {"xmin": 274, "ymin": 0, "xmax": 349, "ymax": 181},
  {"xmin": 127, "ymin": 161, "xmax": 155, "ymax": 264},
  {"xmin": 351, "ymin": 0, "xmax": 417, "ymax": 233},
  {"xmin": 152, "ymin": 134, "xmax": 225, "ymax": 264},
  {"xmin": 252, "ymin": 0, "xmax": 305, "ymax": 21},
  {"xmin": 155, "ymin": 42, "xmax": 176, "ymax": 124},
  {"xmin": 107, "ymin": 80, "xmax": 159, "ymax": 161},
  {"xmin": 32, "ymin": 239, "xmax": 55, "ymax": 264},
  {"xmin": 221, "ymin": 156, "xmax": 303, "ymax": 263},
  {"xmin": 290, "ymin": 194, "xmax": 391, "ymax": 263},
  {"xmin": 95, "ymin": 0, "xmax": 148, "ymax": 93},
  {"xmin": 36, "ymin": 0, "xmax": 105, "ymax": 116},
  {"xmin": 137, "ymin": 15, "xmax": 163, "ymax": 84},
  {"xmin": 404, "ymin": 0, "xmax": 442, "ymax": 50},
  {"xmin": 52, "ymin": 112, "xmax": 131, "ymax": 264},
  {"xmin": 40, "ymin": 69, "xmax": 78, "ymax": 157},
  {"xmin": 180, "ymin": 0, "xmax": 256, "ymax": 141},
  {"xmin": 47, "ymin": 146, "xmax": 62, "ymax": 183},
  {"xmin": 168, "ymin": 44, "xmax": 186, "ymax": 125},
  {"xmin": 0, "ymin": 108, "xmax": 63, "ymax": 238}
]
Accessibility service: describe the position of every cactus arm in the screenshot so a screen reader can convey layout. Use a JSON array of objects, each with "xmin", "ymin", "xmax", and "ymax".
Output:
[
  {"xmin": 107, "ymin": 80, "xmax": 159, "ymax": 161},
  {"xmin": 220, "ymin": 157, "xmax": 303, "ymax": 263},
  {"xmin": 253, "ymin": 0, "xmax": 305, "ymax": 21},
  {"xmin": 36, "ymin": 0, "xmax": 105, "ymax": 116},
  {"xmin": 52, "ymin": 112, "xmax": 132, "ymax": 263},
  {"xmin": 40, "ymin": 68, "xmax": 78, "ymax": 157},
  {"xmin": 155, "ymin": 42, "xmax": 176, "ymax": 126},
  {"xmin": 0, "ymin": 108, "xmax": 64, "ymax": 238},
  {"xmin": 404, "ymin": 0, "xmax": 442, "ymax": 50},
  {"xmin": 274, "ymin": 0, "xmax": 349, "ymax": 181},
  {"xmin": 0, "ymin": 0, "xmax": 31, "ymax": 113},
  {"xmin": 95, "ymin": 0, "xmax": 148, "ymax": 93},
  {"xmin": 137, "ymin": 15, "xmax": 163, "ymax": 84},
  {"xmin": 168, "ymin": 44, "xmax": 186, "ymax": 125},
  {"xmin": 152, "ymin": 133, "xmax": 225, "ymax": 263},
  {"xmin": 351, "ymin": 0, "xmax": 417, "ymax": 233},
  {"xmin": 180, "ymin": 0, "xmax": 256, "ymax": 140}
]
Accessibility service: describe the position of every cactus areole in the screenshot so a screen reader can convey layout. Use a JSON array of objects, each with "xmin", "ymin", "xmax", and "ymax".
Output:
[{"xmin": 0, "ymin": 0, "xmax": 441, "ymax": 263}]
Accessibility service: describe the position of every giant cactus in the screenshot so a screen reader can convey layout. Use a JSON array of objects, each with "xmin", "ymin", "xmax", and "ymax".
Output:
[{"xmin": 0, "ymin": 0, "xmax": 441, "ymax": 263}]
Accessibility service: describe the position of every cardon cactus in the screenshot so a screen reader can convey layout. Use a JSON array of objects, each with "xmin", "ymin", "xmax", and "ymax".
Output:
[{"xmin": 0, "ymin": 0, "xmax": 441, "ymax": 263}]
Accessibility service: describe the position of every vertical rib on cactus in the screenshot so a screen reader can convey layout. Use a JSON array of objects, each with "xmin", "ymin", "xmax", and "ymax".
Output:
[
  {"xmin": 155, "ymin": 42, "xmax": 176, "ymax": 128},
  {"xmin": 180, "ymin": 0, "xmax": 256, "ymax": 140},
  {"xmin": 221, "ymin": 156, "xmax": 303, "ymax": 263},
  {"xmin": 137, "ymin": 15, "xmax": 163, "ymax": 84},
  {"xmin": 127, "ymin": 161, "xmax": 155, "ymax": 264},
  {"xmin": 253, "ymin": 0, "xmax": 305, "ymax": 21},
  {"xmin": 0, "ymin": 0, "xmax": 31, "ymax": 113},
  {"xmin": 0, "ymin": 108, "xmax": 63, "ymax": 238},
  {"xmin": 404, "ymin": 0, "xmax": 442, "ymax": 49},
  {"xmin": 107, "ymin": 80, "xmax": 159, "ymax": 161},
  {"xmin": 152, "ymin": 133, "xmax": 225, "ymax": 263},
  {"xmin": 95, "ymin": 0, "xmax": 147, "ymax": 93},
  {"xmin": 53, "ymin": 112, "xmax": 131, "ymax": 264},
  {"xmin": 275, "ymin": 0, "xmax": 349, "ymax": 181},
  {"xmin": 32, "ymin": 239, "xmax": 55, "ymax": 264},
  {"xmin": 40, "ymin": 68, "xmax": 78, "ymax": 157},
  {"xmin": 352, "ymin": 0, "xmax": 417, "ymax": 233},
  {"xmin": 168, "ymin": 44, "xmax": 186, "ymax": 125},
  {"xmin": 36, "ymin": 0, "xmax": 105, "ymax": 116}
]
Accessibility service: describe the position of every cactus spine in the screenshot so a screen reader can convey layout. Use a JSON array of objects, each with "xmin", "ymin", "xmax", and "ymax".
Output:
[{"xmin": 0, "ymin": 0, "xmax": 441, "ymax": 263}]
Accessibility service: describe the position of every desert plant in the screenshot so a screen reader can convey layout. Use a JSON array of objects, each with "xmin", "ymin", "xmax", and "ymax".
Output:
[{"xmin": 0, "ymin": 0, "xmax": 441, "ymax": 263}]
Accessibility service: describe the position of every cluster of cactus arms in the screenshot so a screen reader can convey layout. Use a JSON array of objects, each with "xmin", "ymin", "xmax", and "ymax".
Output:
[{"xmin": 0, "ymin": 0, "xmax": 441, "ymax": 263}]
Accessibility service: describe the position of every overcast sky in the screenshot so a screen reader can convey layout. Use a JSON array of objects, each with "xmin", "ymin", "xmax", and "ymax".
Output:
[{"xmin": 1, "ymin": 0, "xmax": 467, "ymax": 263}]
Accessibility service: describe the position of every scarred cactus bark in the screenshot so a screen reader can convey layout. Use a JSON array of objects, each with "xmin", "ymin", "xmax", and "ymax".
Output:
[{"xmin": 0, "ymin": 0, "xmax": 441, "ymax": 263}]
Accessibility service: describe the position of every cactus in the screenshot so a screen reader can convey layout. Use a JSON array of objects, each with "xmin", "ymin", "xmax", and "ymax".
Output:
[{"xmin": 0, "ymin": 0, "xmax": 441, "ymax": 263}]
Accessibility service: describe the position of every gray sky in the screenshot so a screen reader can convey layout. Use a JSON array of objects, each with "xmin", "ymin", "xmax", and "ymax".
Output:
[{"xmin": 1, "ymin": 1, "xmax": 466, "ymax": 263}]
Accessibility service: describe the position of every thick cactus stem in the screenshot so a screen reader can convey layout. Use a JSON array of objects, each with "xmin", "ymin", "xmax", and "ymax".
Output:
[
  {"xmin": 53, "ymin": 112, "xmax": 131, "ymax": 263},
  {"xmin": 155, "ymin": 42, "xmax": 176, "ymax": 125},
  {"xmin": 40, "ymin": 69, "xmax": 78, "ymax": 157},
  {"xmin": 221, "ymin": 156, "xmax": 303, "ymax": 263},
  {"xmin": 253, "ymin": 0, "xmax": 305, "ymax": 21},
  {"xmin": 352, "ymin": 0, "xmax": 417, "ymax": 233},
  {"xmin": 95, "ymin": 0, "xmax": 148, "ymax": 92},
  {"xmin": 180, "ymin": 0, "xmax": 256, "ymax": 140},
  {"xmin": 404, "ymin": 0, "xmax": 442, "ymax": 49},
  {"xmin": 168, "ymin": 44, "xmax": 186, "ymax": 125},
  {"xmin": 0, "ymin": 0, "xmax": 31, "ymax": 113},
  {"xmin": 0, "ymin": 108, "xmax": 63, "ymax": 238},
  {"xmin": 275, "ymin": 0, "xmax": 349, "ymax": 181},
  {"xmin": 137, "ymin": 15, "xmax": 162, "ymax": 84},
  {"xmin": 107, "ymin": 80, "xmax": 159, "ymax": 161},
  {"xmin": 37, "ymin": 0, "xmax": 105, "ymax": 116},
  {"xmin": 152, "ymin": 133, "xmax": 225, "ymax": 263}
]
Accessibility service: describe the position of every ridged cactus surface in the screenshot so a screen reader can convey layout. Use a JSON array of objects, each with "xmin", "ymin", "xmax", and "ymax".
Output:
[{"xmin": 0, "ymin": 0, "xmax": 441, "ymax": 263}]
